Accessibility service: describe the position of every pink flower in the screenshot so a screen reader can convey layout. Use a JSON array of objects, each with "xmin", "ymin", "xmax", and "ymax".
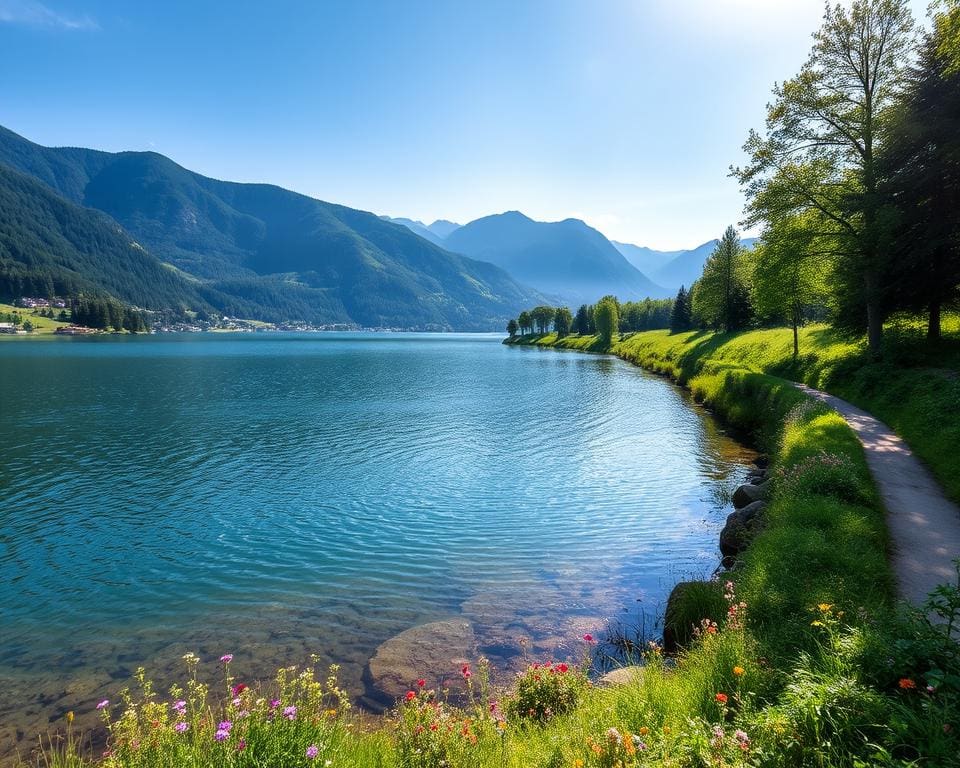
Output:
[
  {"xmin": 172, "ymin": 700, "xmax": 186, "ymax": 712},
  {"xmin": 218, "ymin": 721, "xmax": 232, "ymax": 732},
  {"xmin": 583, "ymin": 634, "xmax": 595, "ymax": 644},
  {"xmin": 461, "ymin": 664, "xmax": 471, "ymax": 679},
  {"xmin": 174, "ymin": 722, "xmax": 189, "ymax": 733},
  {"xmin": 270, "ymin": 699, "xmax": 280, "ymax": 709},
  {"xmin": 220, "ymin": 654, "xmax": 233, "ymax": 664},
  {"xmin": 417, "ymin": 678, "xmax": 426, "ymax": 688},
  {"xmin": 236, "ymin": 739, "xmax": 246, "ymax": 752},
  {"xmin": 283, "ymin": 705, "xmax": 297, "ymax": 720},
  {"xmin": 306, "ymin": 745, "xmax": 319, "ymax": 759},
  {"xmin": 214, "ymin": 729, "xmax": 229, "ymax": 742},
  {"xmin": 96, "ymin": 700, "xmax": 109, "ymax": 710}
]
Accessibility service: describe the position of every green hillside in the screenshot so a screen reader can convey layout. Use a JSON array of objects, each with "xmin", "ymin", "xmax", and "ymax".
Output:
[{"xmin": 0, "ymin": 126, "xmax": 545, "ymax": 329}]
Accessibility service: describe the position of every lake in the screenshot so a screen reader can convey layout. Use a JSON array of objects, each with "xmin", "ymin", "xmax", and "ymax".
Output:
[{"xmin": 0, "ymin": 332, "xmax": 754, "ymax": 754}]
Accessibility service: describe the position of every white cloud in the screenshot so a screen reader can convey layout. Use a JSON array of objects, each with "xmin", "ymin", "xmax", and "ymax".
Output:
[{"xmin": 0, "ymin": 0, "xmax": 97, "ymax": 30}]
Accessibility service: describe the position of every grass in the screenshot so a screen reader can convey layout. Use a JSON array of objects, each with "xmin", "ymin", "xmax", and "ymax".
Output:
[
  {"xmin": 0, "ymin": 303, "xmax": 70, "ymax": 335},
  {"xmin": 29, "ymin": 323, "xmax": 960, "ymax": 767}
]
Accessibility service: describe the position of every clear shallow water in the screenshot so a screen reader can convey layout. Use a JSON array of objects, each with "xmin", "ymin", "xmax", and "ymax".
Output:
[{"xmin": 0, "ymin": 332, "xmax": 754, "ymax": 753}]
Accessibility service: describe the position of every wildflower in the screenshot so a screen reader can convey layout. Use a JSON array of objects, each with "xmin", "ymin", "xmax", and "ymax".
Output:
[
  {"xmin": 405, "ymin": 691, "xmax": 416, "ymax": 702},
  {"xmin": 283, "ymin": 705, "xmax": 297, "ymax": 720},
  {"xmin": 325, "ymin": 708, "xmax": 337, "ymax": 717},
  {"xmin": 662, "ymin": 725, "xmax": 671, "ymax": 734},
  {"xmin": 817, "ymin": 603, "xmax": 832, "ymax": 612},
  {"xmin": 270, "ymin": 699, "xmax": 280, "ymax": 709},
  {"xmin": 173, "ymin": 700, "xmax": 186, "ymax": 712},
  {"xmin": 606, "ymin": 727, "xmax": 622, "ymax": 745},
  {"xmin": 715, "ymin": 692, "xmax": 728, "ymax": 704},
  {"xmin": 96, "ymin": 700, "xmax": 109, "ymax": 710},
  {"xmin": 232, "ymin": 697, "xmax": 241, "ymax": 707},
  {"xmin": 220, "ymin": 654, "xmax": 233, "ymax": 664},
  {"xmin": 214, "ymin": 729, "xmax": 229, "ymax": 742},
  {"xmin": 557, "ymin": 663, "xmax": 569, "ymax": 673},
  {"xmin": 232, "ymin": 683, "xmax": 247, "ymax": 696},
  {"xmin": 734, "ymin": 729, "xmax": 750, "ymax": 749},
  {"xmin": 461, "ymin": 664, "xmax": 471, "ymax": 679},
  {"xmin": 66, "ymin": 711, "xmax": 74, "ymax": 724},
  {"xmin": 417, "ymin": 678, "xmax": 425, "ymax": 688},
  {"xmin": 632, "ymin": 734, "xmax": 647, "ymax": 751},
  {"xmin": 899, "ymin": 678, "xmax": 916, "ymax": 690},
  {"xmin": 175, "ymin": 722, "xmax": 189, "ymax": 733},
  {"xmin": 306, "ymin": 745, "xmax": 319, "ymax": 759},
  {"xmin": 574, "ymin": 761, "xmax": 584, "ymax": 768},
  {"xmin": 733, "ymin": 666, "xmax": 745, "ymax": 676},
  {"xmin": 182, "ymin": 652, "xmax": 199, "ymax": 664},
  {"xmin": 583, "ymin": 634, "xmax": 595, "ymax": 643},
  {"xmin": 638, "ymin": 726, "xmax": 649, "ymax": 736},
  {"xmin": 236, "ymin": 739, "xmax": 246, "ymax": 751},
  {"xmin": 218, "ymin": 721, "xmax": 232, "ymax": 732},
  {"xmin": 927, "ymin": 685, "xmax": 936, "ymax": 693}
]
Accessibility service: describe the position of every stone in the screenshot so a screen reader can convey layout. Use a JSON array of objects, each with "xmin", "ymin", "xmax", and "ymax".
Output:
[
  {"xmin": 662, "ymin": 581, "xmax": 723, "ymax": 654},
  {"xmin": 719, "ymin": 501, "xmax": 767, "ymax": 557},
  {"xmin": 753, "ymin": 455, "xmax": 770, "ymax": 469},
  {"xmin": 365, "ymin": 619, "xmax": 476, "ymax": 708},
  {"xmin": 733, "ymin": 480, "xmax": 769, "ymax": 508},
  {"xmin": 598, "ymin": 666, "xmax": 644, "ymax": 687}
]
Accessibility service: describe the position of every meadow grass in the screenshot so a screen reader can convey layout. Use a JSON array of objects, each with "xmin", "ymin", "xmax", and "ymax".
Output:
[{"xmin": 0, "ymin": 303, "xmax": 69, "ymax": 334}]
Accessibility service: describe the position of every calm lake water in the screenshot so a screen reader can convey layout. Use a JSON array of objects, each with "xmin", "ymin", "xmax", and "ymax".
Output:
[{"xmin": 0, "ymin": 332, "xmax": 754, "ymax": 754}]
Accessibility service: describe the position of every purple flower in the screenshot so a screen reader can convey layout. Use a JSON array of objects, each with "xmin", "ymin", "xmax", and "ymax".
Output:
[
  {"xmin": 174, "ymin": 722, "xmax": 189, "ymax": 733},
  {"xmin": 306, "ymin": 745, "xmax": 319, "ymax": 759},
  {"xmin": 283, "ymin": 705, "xmax": 297, "ymax": 721},
  {"xmin": 218, "ymin": 721, "xmax": 232, "ymax": 732},
  {"xmin": 220, "ymin": 654, "xmax": 233, "ymax": 664},
  {"xmin": 270, "ymin": 699, "xmax": 281, "ymax": 709},
  {"xmin": 172, "ymin": 700, "xmax": 186, "ymax": 712},
  {"xmin": 214, "ymin": 729, "xmax": 230, "ymax": 742},
  {"xmin": 96, "ymin": 700, "xmax": 109, "ymax": 710}
]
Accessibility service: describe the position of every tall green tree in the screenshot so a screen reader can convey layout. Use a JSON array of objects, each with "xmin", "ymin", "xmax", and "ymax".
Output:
[
  {"xmin": 506, "ymin": 318, "xmax": 519, "ymax": 338},
  {"xmin": 692, "ymin": 226, "xmax": 753, "ymax": 332},
  {"xmin": 752, "ymin": 214, "xmax": 830, "ymax": 356},
  {"xmin": 735, "ymin": 0, "xmax": 915, "ymax": 354},
  {"xmin": 530, "ymin": 306, "xmax": 556, "ymax": 334},
  {"xmin": 879, "ymin": 7, "xmax": 960, "ymax": 340},
  {"xmin": 554, "ymin": 307, "xmax": 573, "ymax": 338},
  {"xmin": 573, "ymin": 304, "xmax": 593, "ymax": 335},
  {"xmin": 517, "ymin": 310, "xmax": 532, "ymax": 335},
  {"xmin": 593, "ymin": 296, "xmax": 619, "ymax": 346},
  {"xmin": 670, "ymin": 286, "xmax": 692, "ymax": 332}
]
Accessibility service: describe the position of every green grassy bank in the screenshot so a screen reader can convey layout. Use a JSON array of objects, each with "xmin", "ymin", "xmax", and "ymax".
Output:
[{"xmin": 32, "ymin": 326, "xmax": 960, "ymax": 768}]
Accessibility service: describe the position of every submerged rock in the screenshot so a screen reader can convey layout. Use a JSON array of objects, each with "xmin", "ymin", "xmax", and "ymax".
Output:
[
  {"xmin": 365, "ymin": 620, "xmax": 476, "ymax": 707},
  {"xmin": 719, "ymin": 500, "xmax": 767, "ymax": 557}
]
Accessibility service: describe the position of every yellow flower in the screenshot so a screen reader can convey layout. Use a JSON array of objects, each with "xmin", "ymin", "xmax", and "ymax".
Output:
[
  {"xmin": 733, "ymin": 666, "xmax": 745, "ymax": 676},
  {"xmin": 66, "ymin": 711, "xmax": 74, "ymax": 724},
  {"xmin": 639, "ymin": 726, "xmax": 649, "ymax": 736},
  {"xmin": 663, "ymin": 725, "xmax": 671, "ymax": 734},
  {"xmin": 817, "ymin": 603, "xmax": 833, "ymax": 612},
  {"xmin": 811, "ymin": 620, "xmax": 824, "ymax": 627},
  {"xmin": 574, "ymin": 761, "xmax": 584, "ymax": 768}
]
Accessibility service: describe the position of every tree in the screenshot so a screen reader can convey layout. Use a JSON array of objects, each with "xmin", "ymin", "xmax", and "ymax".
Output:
[
  {"xmin": 692, "ymin": 226, "xmax": 753, "ymax": 332},
  {"xmin": 554, "ymin": 307, "xmax": 573, "ymax": 338},
  {"xmin": 573, "ymin": 304, "xmax": 593, "ymax": 335},
  {"xmin": 530, "ymin": 305, "xmax": 556, "ymax": 334},
  {"xmin": 22, "ymin": 319, "xmax": 34, "ymax": 332},
  {"xmin": 506, "ymin": 318, "xmax": 519, "ymax": 338},
  {"xmin": 735, "ymin": 0, "xmax": 916, "ymax": 354},
  {"xmin": 878, "ymin": 9, "xmax": 960, "ymax": 340},
  {"xmin": 670, "ymin": 286, "xmax": 692, "ymax": 332},
  {"xmin": 593, "ymin": 296, "xmax": 619, "ymax": 346},
  {"xmin": 751, "ymin": 214, "xmax": 830, "ymax": 356},
  {"xmin": 517, "ymin": 310, "xmax": 532, "ymax": 335}
]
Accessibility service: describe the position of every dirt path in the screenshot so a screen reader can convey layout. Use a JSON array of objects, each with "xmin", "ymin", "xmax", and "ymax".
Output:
[{"xmin": 793, "ymin": 383, "xmax": 960, "ymax": 606}]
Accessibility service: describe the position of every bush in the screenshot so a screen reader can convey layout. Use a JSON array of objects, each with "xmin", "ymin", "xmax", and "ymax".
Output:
[{"xmin": 504, "ymin": 661, "xmax": 589, "ymax": 723}]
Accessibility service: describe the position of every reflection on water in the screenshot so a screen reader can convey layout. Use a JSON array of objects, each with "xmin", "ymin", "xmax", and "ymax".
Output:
[{"xmin": 0, "ymin": 333, "xmax": 755, "ymax": 758}]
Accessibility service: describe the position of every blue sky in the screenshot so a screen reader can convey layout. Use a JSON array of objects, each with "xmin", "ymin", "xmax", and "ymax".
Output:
[{"xmin": 0, "ymin": 0, "xmax": 930, "ymax": 249}]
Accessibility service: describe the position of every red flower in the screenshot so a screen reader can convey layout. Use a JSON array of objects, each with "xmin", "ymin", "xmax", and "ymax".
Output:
[
  {"xmin": 583, "ymin": 634, "xmax": 594, "ymax": 643},
  {"xmin": 715, "ymin": 692, "xmax": 728, "ymax": 704},
  {"xmin": 405, "ymin": 691, "xmax": 416, "ymax": 702},
  {"xmin": 417, "ymin": 678, "xmax": 426, "ymax": 688},
  {"xmin": 231, "ymin": 683, "xmax": 247, "ymax": 696},
  {"xmin": 557, "ymin": 663, "xmax": 569, "ymax": 673},
  {"xmin": 461, "ymin": 664, "xmax": 471, "ymax": 679},
  {"xmin": 899, "ymin": 678, "xmax": 916, "ymax": 690}
]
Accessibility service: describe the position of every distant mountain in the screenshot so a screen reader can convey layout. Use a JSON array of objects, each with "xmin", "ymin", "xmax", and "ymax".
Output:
[
  {"xmin": 612, "ymin": 241, "xmax": 683, "ymax": 277},
  {"xmin": 443, "ymin": 211, "xmax": 668, "ymax": 304},
  {"xmin": 0, "ymin": 126, "xmax": 544, "ymax": 329},
  {"xmin": 384, "ymin": 217, "xmax": 462, "ymax": 244},
  {"xmin": 426, "ymin": 219, "xmax": 460, "ymax": 239},
  {"xmin": 615, "ymin": 237, "xmax": 759, "ymax": 293},
  {"xmin": 381, "ymin": 216, "xmax": 445, "ymax": 246}
]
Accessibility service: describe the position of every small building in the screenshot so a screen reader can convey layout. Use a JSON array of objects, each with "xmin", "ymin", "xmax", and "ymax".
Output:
[{"xmin": 0, "ymin": 322, "xmax": 16, "ymax": 334}]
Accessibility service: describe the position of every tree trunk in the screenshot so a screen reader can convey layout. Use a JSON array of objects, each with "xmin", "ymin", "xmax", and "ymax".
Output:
[
  {"xmin": 793, "ymin": 323, "xmax": 799, "ymax": 358},
  {"xmin": 928, "ymin": 299, "xmax": 941, "ymax": 342},
  {"xmin": 864, "ymin": 271, "xmax": 883, "ymax": 356}
]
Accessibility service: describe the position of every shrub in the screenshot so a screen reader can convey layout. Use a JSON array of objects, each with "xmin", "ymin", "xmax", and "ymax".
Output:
[{"xmin": 504, "ymin": 661, "xmax": 588, "ymax": 723}]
